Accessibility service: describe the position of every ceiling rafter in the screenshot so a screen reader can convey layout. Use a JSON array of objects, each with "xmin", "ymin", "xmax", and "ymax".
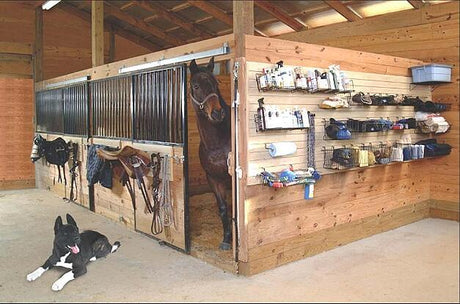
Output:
[
  {"xmin": 120, "ymin": 1, "xmax": 136, "ymax": 11},
  {"xmin": 187, "ymin": 0, "xmax": 267, "ymax": 37},
  {"xmin": 254, "ymin": 0, "xmax": 305, "ymax": 32},
  {"xmin": 170, "ymin": 2, "xmax": 192, "ymax": 13},
  {"xmin": 323, "ymin": 0, "xmax": 361, "ymax": 22},
  {"xmin": 58, "ymin": 3, "xmax": 160, "ymax": 52},
  {"xmin": 135, "ymin": 0, "xmax": 214, "ymax": 39},
  {"xmin": 187, "ymin": 0, "xmax": 233, "ymax": 26},
  {"xmin": 407, "ymin": 0, "xmax": 424, "ymax": 9},
  {"xmin": 103, "ymin": 1, "xmax": 185, "ymax": 47}
]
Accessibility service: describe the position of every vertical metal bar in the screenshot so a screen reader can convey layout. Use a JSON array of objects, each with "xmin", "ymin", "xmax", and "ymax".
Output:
[
  {"xmin": 110, "ymin": 79, "xmax": 114, "ymax": 138},
  {"xmin": 153, "ymin": 71, "xmax": 158, "ymax": 141}
]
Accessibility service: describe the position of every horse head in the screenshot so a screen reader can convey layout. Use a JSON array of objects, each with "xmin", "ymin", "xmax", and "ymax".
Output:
[{"xmin": 189, "ymin": 57, "xmax": 226, "ymax": 124}]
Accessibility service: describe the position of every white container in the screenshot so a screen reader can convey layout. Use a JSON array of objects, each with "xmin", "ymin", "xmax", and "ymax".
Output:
[{"xmin": 410, "ymin": 64, "xmax": 452, "ymax": 83}]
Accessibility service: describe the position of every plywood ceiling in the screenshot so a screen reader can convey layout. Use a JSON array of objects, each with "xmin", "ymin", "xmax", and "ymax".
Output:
[{"xmin": 24, "ymin": 0, "xmax": 453, "ymax": 51}]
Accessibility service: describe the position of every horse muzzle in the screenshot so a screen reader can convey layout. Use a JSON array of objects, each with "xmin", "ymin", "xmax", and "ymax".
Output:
[{"xmin": 210, "ymin": 108, "xmax": 225, "ymax": 122}]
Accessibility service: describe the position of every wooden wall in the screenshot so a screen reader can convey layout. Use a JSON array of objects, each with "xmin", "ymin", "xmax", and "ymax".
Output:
[
  {"xmin": 238, "ymin": 35, "xmax": 440, "ymax": 275},
  {"xmin": 0, "ymin": 2, "xmax": 151, "ymax": 79},
  {"xmin": 0, "ymin": 78, "xmax": 35, "ymax": 189},
  {"xmin": 246, "ymin": 62, "xmax": 431, "ymax": 184},
  {"xmin": 279, "ymin": 1, "xmax": 459, "ymax": 220}
]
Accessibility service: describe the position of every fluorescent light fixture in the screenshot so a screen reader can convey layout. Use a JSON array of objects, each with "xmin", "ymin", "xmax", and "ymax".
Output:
[
  {"xmin": 119, "ymin": 42, "xmax": 230, "ymax": 74},
  {"xmin": 45, "ymin": 76, "xmax": 90, "ymax": 90},
  {"xmin": 42, "ymin": 0, "xmax": 61, "ymax": 11}
]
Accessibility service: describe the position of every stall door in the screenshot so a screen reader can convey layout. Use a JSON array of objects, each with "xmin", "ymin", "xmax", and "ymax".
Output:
[{"xmin": 130, "ymin": 64, "xmax": 189, "ymax": 253}]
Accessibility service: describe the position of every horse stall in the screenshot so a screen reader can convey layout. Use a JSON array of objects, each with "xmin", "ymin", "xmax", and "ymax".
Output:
[
  {"xmin": 33, "ymin": 35, "xmax": 237, "ymax": 272},
  {"xmin": 33, "ymin": 33, "xmax": 452, "ymax": 275}
]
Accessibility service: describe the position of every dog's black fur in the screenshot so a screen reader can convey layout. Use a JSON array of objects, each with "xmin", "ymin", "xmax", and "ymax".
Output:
[{"xmin": 26, "ymin": 214, "xmax": 120, "ymax": 291}]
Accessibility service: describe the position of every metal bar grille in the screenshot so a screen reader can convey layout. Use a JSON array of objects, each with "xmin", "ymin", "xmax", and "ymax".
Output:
[
  {"xmin": 63, "ymin": 83, "xmax": 88, "ymax": 136},
  {"xmin": 35, "ymin": 88, "xmax": 64, "ymax": 133},
  {"xmin": 132, "ymin": 65, "xmax": 186, "ymax": 144},
  {"xmin": 91, "ymin": 76, "xmax": 132, "ymax": 139}
]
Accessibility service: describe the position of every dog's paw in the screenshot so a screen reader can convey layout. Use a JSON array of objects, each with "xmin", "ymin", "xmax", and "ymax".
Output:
[
  {"xmin": 51, "ymin": 281, "xmax": 64, "ymax": 291},
  {"xmin": 27, "ymin": 267, "xmax": 46, "ymax": 281},
  {"xmin": 51, "ymin": 282, "xmax": 64, "ymax": 291}
]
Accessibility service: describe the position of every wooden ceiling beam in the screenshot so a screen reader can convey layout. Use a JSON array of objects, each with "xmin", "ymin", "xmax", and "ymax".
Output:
[
  {"xmin": 120, "ymin": 1, "xmax": 136, "ymax": 11},
  {"xmin": 58, "ymin": 3, "xmax": 161, "ymax": 52},
  {"xmin": 104, "ymin": 2, "xmax": 185, "ymax": 47},
  {"xmin": 187, "ymin": 0, "xmax": 233, "ymax": 26},
  {"xmin": 254, "ymin": 0, "xmax": 305, "ymax": 32},
  {"xmin": 170, "ymin": 2, "xmax": 192, "ymax": 13},
  {"xmin": 187, "ymin": 0, "xmax": 267, "ymax": 37},
  {"xmin": 323, "ymin": 0, "xmax": 361, "ymax": 22},
  {"xmin": 135, "ymin": 0, "xmax": 214, "ymax": 39},
  {"xmin": 407, "ymin": 0, "xmax": 424, "ymax": 9}
]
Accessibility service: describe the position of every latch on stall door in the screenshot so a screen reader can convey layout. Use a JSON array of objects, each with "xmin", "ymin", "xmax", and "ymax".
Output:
[{"xmin": 227, "ymin": 152, "xmax": 234, "ymax": 175}]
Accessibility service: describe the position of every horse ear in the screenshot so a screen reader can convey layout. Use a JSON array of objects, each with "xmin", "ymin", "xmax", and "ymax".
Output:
[
  {"xmin": 207, "ymin": 56, "xmax": 215, "ymax": 73},
  {"xmin": 189, "ymin": 59, "xmax": 198, "ymax": 74},
  {"xmin": 66, "ymin": 213, "xmax": 78, "ymax": 228},
  {"xmin": 54, "ymin": 216, "xmax": 63, "ymax": 235}
]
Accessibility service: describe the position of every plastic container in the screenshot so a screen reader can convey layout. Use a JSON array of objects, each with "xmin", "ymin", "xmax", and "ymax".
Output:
[{"xmin": 410, "ymin": 64, "xmax": 452, "ymax": 83}]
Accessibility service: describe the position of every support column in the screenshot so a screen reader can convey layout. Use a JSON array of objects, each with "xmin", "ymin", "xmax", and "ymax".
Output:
[
  {"xmin": 233, "ymin": 0, "xmax": 254, "ymax": 57},
  {"xmin": 34, "ymin": 7, "xmax": 43, "ymax": 81},
  {"xmin": 92, "ymin": 1, "xmax": 104, "ymax": 67},
  {"xmin": 108, "ymin": 24, "xmax": 115, "ymax": 63},
  {"xmin": 231, "ymin": 0, "xmax": 253, "ymax": 268}
]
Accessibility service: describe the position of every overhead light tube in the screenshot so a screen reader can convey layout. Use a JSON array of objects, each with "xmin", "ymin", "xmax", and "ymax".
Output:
[{"xmin": 42, "ymin": 0, "xmax": 61, "ymax": 11}]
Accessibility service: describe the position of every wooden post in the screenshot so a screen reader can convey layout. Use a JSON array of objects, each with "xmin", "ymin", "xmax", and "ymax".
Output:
[
  {"xmin": 108, "ymin": 24, "xmax": 115, "ymax": 63},
  {"xmin": 232, "ymin": 0, "xmax": 253, "ymax": 268},
  {"xmin": 34, "ymin": 7, "xmax": 43, "ymax": 82},
  {"xmin": 233, "ymin": 0, "xmax": 254, "ymax": 57},
  {"xmin": 92, "ymin": 1, "xmax": 104, "ymax": 67}
]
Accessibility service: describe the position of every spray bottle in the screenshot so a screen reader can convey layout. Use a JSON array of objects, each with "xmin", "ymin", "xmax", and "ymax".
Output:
[{"xmin": 256, "ymin": 97, "xmax": 266, "ymax": 131}]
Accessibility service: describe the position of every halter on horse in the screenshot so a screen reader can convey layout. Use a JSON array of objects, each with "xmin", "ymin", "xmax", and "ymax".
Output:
[{"xmin": 189, "ymin": 57, "xmax": 232, "ymax": 250}]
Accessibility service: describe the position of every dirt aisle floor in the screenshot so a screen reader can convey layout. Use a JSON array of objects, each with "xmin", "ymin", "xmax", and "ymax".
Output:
[{"xmin": 0, "ymin": 189, "xmax": 458, "ymax": 302}]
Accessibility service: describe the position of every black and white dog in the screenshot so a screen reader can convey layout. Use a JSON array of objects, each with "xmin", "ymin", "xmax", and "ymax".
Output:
[{"xmin": 26, "ymin": 214, "xmax": 120, "ymax": 291}]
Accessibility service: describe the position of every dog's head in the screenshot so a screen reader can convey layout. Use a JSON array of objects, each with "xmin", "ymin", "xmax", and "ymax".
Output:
[{"xmin": 54, "ymin": 214, "xmax": 81, "ymax": 255}]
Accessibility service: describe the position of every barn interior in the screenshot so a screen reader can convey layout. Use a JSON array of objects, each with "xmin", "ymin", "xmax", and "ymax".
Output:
[{"xmin": 0, "ymin": 0, "xmax": 458, "ymax": 300}]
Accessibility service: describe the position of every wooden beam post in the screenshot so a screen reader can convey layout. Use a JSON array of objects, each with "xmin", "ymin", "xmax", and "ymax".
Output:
[
  {"xmin": 232, "ymin": 0, "xmax": 253, "ymax": 265},
  {"xmin": 233, "ymin": 0, "xmax": 254, "ymax": 57},
  {"xmin": 108, "ymin": 24, "xmax": 115, "ymax": 63},
  {"xmin": 34, "ymin": 7, "xmax": 43, "ymax": 81},
  {"xmin": 92, "ymin": 1, "xmax": 104, "ymax": 67}
]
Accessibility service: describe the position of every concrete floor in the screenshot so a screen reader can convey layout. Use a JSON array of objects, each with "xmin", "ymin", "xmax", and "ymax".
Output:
[{"xmin": 0, "ymin": 189, "xmax": 458, "ymax": 303}]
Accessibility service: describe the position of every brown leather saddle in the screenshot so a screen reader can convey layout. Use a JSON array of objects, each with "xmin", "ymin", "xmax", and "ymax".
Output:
[{"xmin": 97, "ymin": 146, "xmax": 153, "ymax": 213}]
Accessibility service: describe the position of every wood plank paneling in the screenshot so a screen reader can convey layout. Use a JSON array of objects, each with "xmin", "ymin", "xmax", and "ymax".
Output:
[
  {"xmin": 241, "ymin": 34, "xmax": 448, "ymax": 274},
  {"xmin": 0, "ymin": 78, "xmax": 34, "ymax": 189},
  {"xmin": 277, "ymin": 1, "xmax": 459, "ymax": 210}
]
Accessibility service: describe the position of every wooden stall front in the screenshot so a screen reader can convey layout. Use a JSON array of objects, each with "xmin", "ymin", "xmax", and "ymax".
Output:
[{"xmin": 34, "ymin": 34, "xmax": 237, "ymax": 272}]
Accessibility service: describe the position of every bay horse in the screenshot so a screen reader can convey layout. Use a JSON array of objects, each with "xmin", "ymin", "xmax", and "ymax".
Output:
[{"xmin": 189, "ymin": 57, "xmax": 232, "ymax": 250}]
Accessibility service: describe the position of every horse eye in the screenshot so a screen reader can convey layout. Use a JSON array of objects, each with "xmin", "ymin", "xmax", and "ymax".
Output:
[{"xmin": 193, "ymin": 84, "xmax": 199, "ymax": 90}]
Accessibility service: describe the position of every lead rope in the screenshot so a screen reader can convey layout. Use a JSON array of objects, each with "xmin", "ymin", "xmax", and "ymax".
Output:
[
  {"xmin": 150, "ymin": 153, "xmax": 163, "ymax": 235},
  {"xmin": 159, "ymin": 155, "xmax": 176, "ymax": 230},
  {"xmin": 308, "ymin": 112, "xmax": 316, "ymax": 168}
]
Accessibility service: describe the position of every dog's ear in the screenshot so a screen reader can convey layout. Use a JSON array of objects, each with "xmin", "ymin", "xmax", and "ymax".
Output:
[
  {"xmin": 54, "ymin": 216, "xmax": 63, "ymax": 235},
  {"xmin": 66, "ymin": 214, "xmax": 78, "ymax": 228},
  {"xmin": 206, "ymin": 56, "xmax": 215, "ymax": 73},
  {"xmin": 189, "ymin": 59, "xmax": 198, "ymax": 74}
]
